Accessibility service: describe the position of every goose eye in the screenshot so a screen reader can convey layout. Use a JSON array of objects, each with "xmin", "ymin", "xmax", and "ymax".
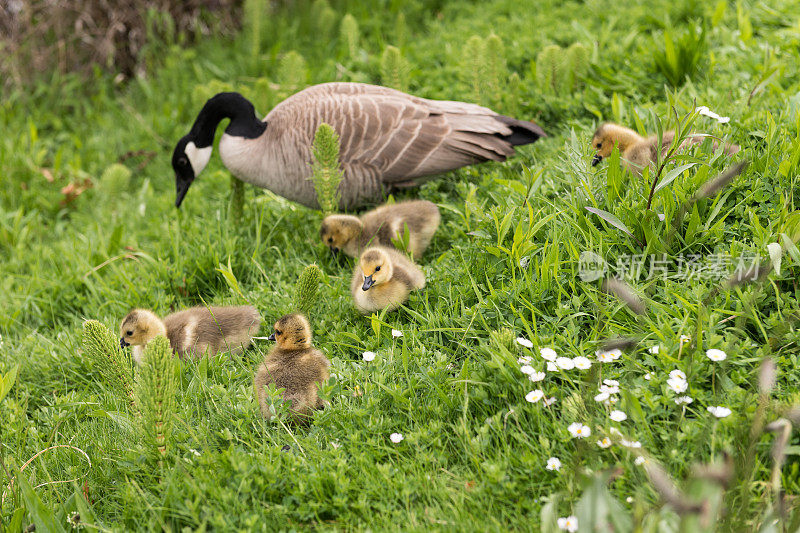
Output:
[
  {"xmin": 179, "ymin": 157, "xmax": 189, "ymax": 166},
  {"xmin": 375, "ymin": 266, "xmax": 381, "ymax": 272},
  {"xmin": 126, "ymin": 330, "xmax": 133, "ymax": 336}
]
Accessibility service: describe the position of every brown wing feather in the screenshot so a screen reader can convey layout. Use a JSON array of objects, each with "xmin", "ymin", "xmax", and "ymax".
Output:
[{"xmin": 265, "ymin": 82, "xmax": 538, "ymax": 186}]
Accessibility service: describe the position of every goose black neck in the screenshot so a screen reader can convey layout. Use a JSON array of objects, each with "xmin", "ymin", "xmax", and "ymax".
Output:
[{"xmin": 189, "ymin": 92, "xmax": 267, "ymax": 148}]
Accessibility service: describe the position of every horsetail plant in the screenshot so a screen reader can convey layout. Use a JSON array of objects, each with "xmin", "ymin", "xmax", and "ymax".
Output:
[
  {"xmin": 134, "ymin": 335, "xmax": 177, "ymax": 465},
  {"xmin": 82, "ymin": 320, "xmax": 134, "ymax": 406},
  {"xmin": 291, "ymin": 263, "xmax": 322, "ymax": 317},
  {"xmin": 340, "ymin": 14, "xmax": 359, "ymax": 59},
  {"xmin": 380, "ymin": 45, "xmax": 409, "ymax": 92},
  {"xmin": 310, "ymin": 122, "xmax": 344, "ymax": 214}
]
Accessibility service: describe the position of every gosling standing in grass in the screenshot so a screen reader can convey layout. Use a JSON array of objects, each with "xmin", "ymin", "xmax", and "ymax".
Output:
[
  {"xmin": 320, "ymin": 200, "xmax": 440, "ymax": 260},
  {"xmin": 253, "ymin": 314, "xmax": 330, "ymax": 421},
  {"xmin": 591, "ymin": 122, "xmax": 740, "ymax": 174},
  {"xmin": 351, "ymin": 246, "xmax": 425, "ymax": 313},
  {"xmin": 119, "ymin": 306, "xmax": 261, "ymax": 363}
]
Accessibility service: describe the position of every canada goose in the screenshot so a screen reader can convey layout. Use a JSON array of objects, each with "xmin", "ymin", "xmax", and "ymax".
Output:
[
  {"xmin": 320, "ymin": 200, "xmax": 440, "ymax": 259},
  {"xmin": 253, "ymin": 313, "xmax": 330, "ymax": 421},
  {"xmin": 351, "ymin": 246, "xmax": 425, "ymax": 313},
  {"xmin": 591, "ymin": 123, "xmax": 740, "ymax": 174},
  {"xmin": 119, "ymin": 306, "xmax": 261, "ymax": 363},
  {"xmin": 172, "ymin": 82, "xmax": 546, "ymax": 209}
]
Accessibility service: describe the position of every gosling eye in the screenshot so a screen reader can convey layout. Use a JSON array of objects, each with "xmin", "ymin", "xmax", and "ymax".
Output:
[
  {"xmin": 374, "ymin": 265, "xmax": 381, "ymax": 272},
  {"xmin": 596, "ymin": 142, "xmax": 602, "ymax": 148},
  {"xmin": 126, "ymin": 330, "xmax": 133, "ymax": 336},
  {"xmin": 276, "ymin": 330, "xmax": 283, "ymax": 336},
  {"xmin": 328, "ymin": 237, "xmax": 333, "ymax": 243}
]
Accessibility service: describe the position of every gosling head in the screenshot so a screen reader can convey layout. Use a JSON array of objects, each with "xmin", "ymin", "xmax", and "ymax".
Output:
[
  {"xmin": 359, "ymin": 248, "xmax": 393, "ymax": 291},
  {"xmin": 119, "ymin": 309, "xmax": 163, "ymax": 349},
  {"xmin": 320, "ymin": 215, "xmax": 362, "ymax": 255},
  {"xmin": 591, "ymin": 123, "xmax": 640, "ymax": 166},
  {"xmin": 268, "ymin": 313, "xmax": 312, "ymax": 351}
]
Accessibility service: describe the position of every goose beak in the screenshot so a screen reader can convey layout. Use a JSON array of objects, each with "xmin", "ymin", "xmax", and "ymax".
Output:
[
  {"xmin": 120, "ymin": 338, "xmax": 129, "ymax": 348},
  {"xmin": 362, "ymin": 275, "xmax": 374, "ymax": 291},
  {"xmin": 175, "ymin": 180, "xmax": 191, "ymax": 208},
  {"xmin": 267, "ymin": 333, "xmax": 276, "ymax": 341},
  {"xmin": 591, "ymin": 155, "xmax": 603, "ymax": 167}
]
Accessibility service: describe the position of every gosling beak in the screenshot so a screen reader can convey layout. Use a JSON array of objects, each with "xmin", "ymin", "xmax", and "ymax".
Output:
[
  {"xmin": 362, "ymin": 275, "xmax": 374, "ymax": 291},
  {"xmin": 331, "ymin": 247, "xmax": 339, "ymax": 255},
  {"xmin": 591, "ymin": 154, "xmax": 603, "ymax": 167},
  {"xmin": 119, "ymin": 338, "xmax": 129, "ymax": 348},
  {"xmin": 267, "ymin": 333, "xmax": 276, "ymax": 341}
]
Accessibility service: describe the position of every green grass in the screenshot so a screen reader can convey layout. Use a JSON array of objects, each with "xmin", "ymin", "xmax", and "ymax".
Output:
[{"xmin": 1, "ymin": 0, "xmax": 800, "ymax": 530}]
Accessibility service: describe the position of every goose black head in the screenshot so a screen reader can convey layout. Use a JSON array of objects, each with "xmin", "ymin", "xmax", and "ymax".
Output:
[{"xmin": 173, "ymin": 135, "xmax": 211, "ymax": 208}]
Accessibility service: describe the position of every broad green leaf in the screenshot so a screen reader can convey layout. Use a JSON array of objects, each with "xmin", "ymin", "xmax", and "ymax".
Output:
[
  {"xmin": 0, "ymin": 364, "xmax": 19, "ymax": 403},
  {"xmin": 654, "ymin": 163, "xmax": 697, "ymax": 193},
  {"xmin": 585, "ymin": 207, "xmax": 634, "ymax": 238},
  {"xmin": 17, "ymin": 472, "xmax": 67, "ymax": 533}
]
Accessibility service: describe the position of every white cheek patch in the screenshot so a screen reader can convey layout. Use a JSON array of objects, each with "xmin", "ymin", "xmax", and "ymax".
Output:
[{"xmin": 185, "ymin": 141, "xmax": 213, "ymax": 176}]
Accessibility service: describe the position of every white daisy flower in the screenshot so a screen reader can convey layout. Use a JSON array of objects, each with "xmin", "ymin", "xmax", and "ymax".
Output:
[
  {"xmin": 667, "ymin": 377, "xmax": 688, "ymax": 393},
  {"xmin": 596, "ymin": 349, "xmax": 621, "ymax": 363},
  {"xmin": 544, "ymin": 397, "xmax": 557, "ymax": 406},
  {"xmin": 604, "ymin": 395, "xmax": 619, "ymax": 405},
  {"xmin": 389, "ymin": 432, "xmax": 404, "ymax": 443},
  {"xmin": 567, "ymin": 422, "xmax": 591, "ymax": 438},
  {"xmin": 540, "ymin": 347, "xmax": 557, "ymax": 361},
  {"xmin": 621, "ymin": 439, "xmax": 642, "ymax": 448},
  {"xmin": 362, "ymin": 351, "xmax": 376, "ymax": 361},
  {"xmin": 555, "ymin": 357, "xmax": 575, "ymax": 370},
  {"xmin": 626, "ymin": 496, "xmax": 633, "ymax": 503},
  {"xmin": 557, "ymin": 516, "xmax": 578, "ymax": 532},
  {"xmin": 546, "ymin": 457, "xmax": 562, "ymax": 471},
  {"xmin": 594, "ymin": 391, "xmax": 610, "ymax": 403},
  {"xmin": 706, "ymin": 348, "xmax": 727, "ymax": 362},
  {"xmin": 529, "ymin": 371, "xmax": 546, "ymax": 382},
  {"xmin": 610, "ymin": 410, "xmax": 627, "ymax": 422},
  {"xmin": 572, "ymin": 356, "xmax": 591, "ymax": 370},
  {"xmin": 609, "ymin": 427, "xmax": 623, "ymax": 436},
  {"xmin": 697, "ymin": 105, "xmax": 730, "ymax": 124},
  {"xmin": 189, "ymin": 448, "xmax": 201, "ymax": 456},
  {"xmin": 603, "ymin": 379, "xmax": 619, "ymax": 387},
  {"xmin": 679, "ymin": 334, "xmax": 691, "ymax": 344},
  {"xmin": 648, "ymin": 345, "xmax": 660, "ymax": 354},
  {"xmin": 392, "ymin": 329, "xmax": 403, "ymax": 338},
  {"xmin": 669, "ymin": 369, "xmax": 686, "ymax": 381},
  {"xmin": 707, "ymin": 406, "xmax": 732, "ymax": 418},
  {"xmin": 599, "ymin": 383, "xmax": 619, "ymax": 395},
  {"xmin": 520, "ymin": 365, "xmax": 535, "ymax": 375},
  {"xmin": 547, "ymin": 362, "xmax": 559, "ymax": 372},
  {"xmin": 634, "ymin": 456, "xmax": 648, "ymax": 466},
  {"xmin": 518, "ymin": 356, "xmax": 533, "ymax": 365},
  {"xmin": 330, "ymin": 440, "xmax": 341, "ymax": 449},
  {"xmin": 525, "ymin": 389, "xmax": 545, "ymax": 403},
  {"xmin": 516, "ymin": 337, "xmax": 533, "ymax": 348},
  {"xmin": 644, "ymin": 373, "xmax": 652, "ymax": 381},
  {"xmin": 597, "ymin": 437, "xmax": 612, "ymax": 448},
  {"xmin": 674, "ymin": 396, "xmax": 693, "ymax": 405}
]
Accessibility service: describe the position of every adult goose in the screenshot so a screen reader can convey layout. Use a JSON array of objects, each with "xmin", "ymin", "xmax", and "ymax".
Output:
[{"xmin": 172, "ymin": 82, "xmax": 545, "ymax": 209}]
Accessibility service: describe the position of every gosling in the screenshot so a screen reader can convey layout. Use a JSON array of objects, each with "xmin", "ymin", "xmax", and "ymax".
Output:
[
  {"xmin": 119, "ymin": 306, "xmax": 261, "ymax": 363},
  {"xmin": 351, "ymin": 246, "xmax": 425, "ymax": 313},
  {"xmin": 253, "ymin": 313, "xmax": 331, "ymax": 422},
  {"xmin": 591, "ymin": 122, "xmax": 740, "ymax": 174},
  {"xmin": 320, "ymin": 200, "xmax": 440, "ymax": 260}
]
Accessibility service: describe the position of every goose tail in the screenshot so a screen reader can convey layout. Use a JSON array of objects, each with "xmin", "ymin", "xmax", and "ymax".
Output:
[{"xmin": 494, "ymin": 116, "xmax": 547, "ymax": 146}]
